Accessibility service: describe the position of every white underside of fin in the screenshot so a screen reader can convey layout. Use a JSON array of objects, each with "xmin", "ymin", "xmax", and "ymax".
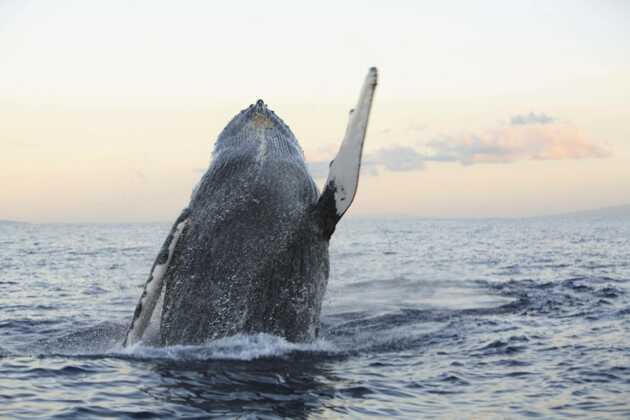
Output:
[
  {"xmin": 124, "ymin": 218, "xmax": 188, "ymax": 346},
  {"xmin": 325, "ymin": 67, "xmax": 378, "ymax": 217}
]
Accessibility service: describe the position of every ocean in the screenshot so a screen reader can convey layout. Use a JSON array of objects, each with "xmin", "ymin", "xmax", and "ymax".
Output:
[{"xmin": 1, "ymin": 217, "xmax": 629, "ymax": 418}]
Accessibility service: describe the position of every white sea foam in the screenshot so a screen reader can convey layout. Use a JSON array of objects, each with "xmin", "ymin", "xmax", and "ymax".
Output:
[{"xmin": 115, "ymin": 333, "xmax": 337, "ymax": 361}]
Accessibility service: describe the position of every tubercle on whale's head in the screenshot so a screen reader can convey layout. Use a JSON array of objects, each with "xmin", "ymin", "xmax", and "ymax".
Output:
[
  {"xmin": 249, "ymin": 99, "xmax": 276, "ymax": 129},
  {"xmin": 213, "ymin": 99, "xmax": 303, "ymax": 156},
  {"xmin": 219, "ymin": 100, "xmax": 292, "ymax": 138}
]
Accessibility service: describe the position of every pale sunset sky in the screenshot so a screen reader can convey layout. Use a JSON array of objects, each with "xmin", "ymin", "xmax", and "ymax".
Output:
[{"xmin": 1, "ymin": 1, "xmax": 629, "ymax": 222}]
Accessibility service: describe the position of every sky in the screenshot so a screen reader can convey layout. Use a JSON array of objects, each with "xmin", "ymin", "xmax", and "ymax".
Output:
[{"xmin": 1, "ymin": 0, "xmax": 629, "ymax": 222}]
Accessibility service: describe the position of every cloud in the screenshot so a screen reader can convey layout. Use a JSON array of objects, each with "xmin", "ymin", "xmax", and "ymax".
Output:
[
  {"xmin": 306, "ymin": 115, "xmax": 608, "ymax": 177},
  {"xmin": 510, "ymin": 112, "xmax": 555, "ymax": 125},
  {"xmin": 367, "ymin": 146, "xmax": 426, "ymax": 172},
  {"xmin": 427, "ymin": 123, "xmax": 609, "ymax": 165}
]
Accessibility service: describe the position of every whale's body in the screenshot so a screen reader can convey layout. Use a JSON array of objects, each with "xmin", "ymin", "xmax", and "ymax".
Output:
[
  {"xmin": 161, "ymin": 101, "xmax": 328, "ymax": 345},
  {"xmin": 124, "ymin": 69, "xmax": 377, "ymax": 347}
]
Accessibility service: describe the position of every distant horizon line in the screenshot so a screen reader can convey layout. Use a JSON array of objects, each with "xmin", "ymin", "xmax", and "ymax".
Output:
[{"xmin": 2, "ymin": 203, "xmax": 629, "ymax": 225}]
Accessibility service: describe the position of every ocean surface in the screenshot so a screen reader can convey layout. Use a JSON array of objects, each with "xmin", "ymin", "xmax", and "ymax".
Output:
[{"xmin": 1, "ymin": 217, "xmax": 629, "ymax": 418}]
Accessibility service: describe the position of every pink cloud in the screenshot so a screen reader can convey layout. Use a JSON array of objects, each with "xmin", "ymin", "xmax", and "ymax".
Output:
[
  {"xmin": 427, "ymin": 123, "xmax": 609, "ymax": 165},
  {"xmin": 306, "ymin": 114, "xmax": 610, "ymax": 177}
]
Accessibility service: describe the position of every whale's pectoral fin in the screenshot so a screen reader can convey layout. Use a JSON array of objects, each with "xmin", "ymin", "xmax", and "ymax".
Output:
[
  {"xmin": 123, "ymin": 208, "xmax": 190, "ymax": 347},
  {"xmin": 315, "ymin": 67, "xmax": 378, "ymax": 238}
]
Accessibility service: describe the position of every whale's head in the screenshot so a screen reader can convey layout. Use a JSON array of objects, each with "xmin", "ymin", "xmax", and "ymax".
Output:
[{"xmin": 213, "ymin": 100, "xmax": 303, "ymax": 159}]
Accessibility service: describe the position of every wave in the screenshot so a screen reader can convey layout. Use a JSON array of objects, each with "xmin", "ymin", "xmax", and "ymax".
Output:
[
  {"xmin": 26, "ymin": 323, "xmax": 338, "ymax": 362},
  {"xmin": 116, "ymin": 334, "xmax": 337, "ymax": 361},
  {"xmin": 11, "ymin": 275, "xmax": 628, "ymax": 364}
]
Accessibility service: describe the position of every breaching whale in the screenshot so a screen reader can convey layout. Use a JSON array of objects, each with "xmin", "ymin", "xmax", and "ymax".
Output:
[{"xmin": 123, "ymin": 68, "xmax": 378, "ymax": 347}]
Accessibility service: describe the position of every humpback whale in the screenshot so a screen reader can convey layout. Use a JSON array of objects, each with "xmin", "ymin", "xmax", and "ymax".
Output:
[{"xmin": 124, "ymin": 68, "xmax": 377, "ymax": 347}]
